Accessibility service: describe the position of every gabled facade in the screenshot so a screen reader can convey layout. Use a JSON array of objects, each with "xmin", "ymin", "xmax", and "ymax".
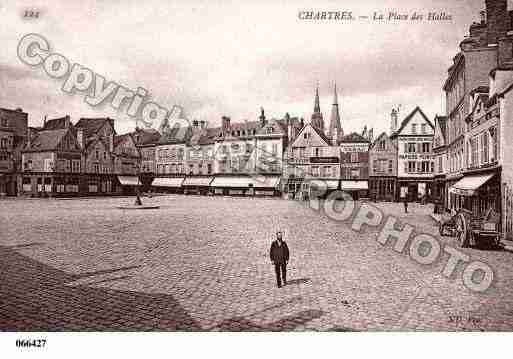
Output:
[
  {"xmin": 113, "ymin": 133, "xmax": 140, "ymax": 175},
  {"xmin": 392, "ymin": 106, "xmax": 435, "ymax": 201},
  {"xmin": 20, "ymin": 127, "xmax": 82, "ymax": 196},
  {"xmin": 285, "ymin": 122, "xmax": 339, "ymax": 199}
]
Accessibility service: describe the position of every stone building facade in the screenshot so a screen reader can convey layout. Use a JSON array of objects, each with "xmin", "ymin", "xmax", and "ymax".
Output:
[
  {"xmin": 0, "ymin": 107, "xmax": 28, "ymax": 196},
  {"xmin": 369, "ymin": 130, "xmax": 397, "ymax": 202}
]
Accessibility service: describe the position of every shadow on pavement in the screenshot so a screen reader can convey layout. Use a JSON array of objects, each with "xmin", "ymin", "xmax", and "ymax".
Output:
[
  {"xmin": 212, "ymin": 309, "xmax": 326, "ymax": 331},
  {"xmin": 0, "ymin": 245, "xmax": 201, "ymax": 331},
  {"xmin": 4, "ymin": 242, "xmax": 45, "ymax": 249},
  {"xmin": 286, "ymin": 278, "xmax": 311, "ymax": 286}
]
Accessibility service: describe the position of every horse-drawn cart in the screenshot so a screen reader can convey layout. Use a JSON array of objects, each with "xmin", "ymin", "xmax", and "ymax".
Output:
[{"xmin": 439, "ymin": 208, "xmax": 501, "ymax": 248}]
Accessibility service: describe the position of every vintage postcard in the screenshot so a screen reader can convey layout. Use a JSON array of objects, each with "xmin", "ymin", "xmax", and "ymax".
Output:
[{"xmin": 1, "ymin": 0, "xmax": 513, "ymax": 356}]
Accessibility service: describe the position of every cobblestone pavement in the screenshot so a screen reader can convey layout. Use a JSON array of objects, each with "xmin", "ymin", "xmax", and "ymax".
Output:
[{"xmin": 1, "ymin": 196, "xmax": 513, "ymax": 331}]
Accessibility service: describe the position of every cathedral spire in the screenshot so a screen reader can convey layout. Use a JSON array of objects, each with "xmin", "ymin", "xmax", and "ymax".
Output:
[
  {"xmin": 311, "ymin": 82, "xmax": 324, "ymax": 133},
  {"xmin": 328, "ymin": 83, "xmax": 342, "ymax": 144},
  {"xmin": 314, "ymin": 82, "xmax": 321, "ymax": 114}
]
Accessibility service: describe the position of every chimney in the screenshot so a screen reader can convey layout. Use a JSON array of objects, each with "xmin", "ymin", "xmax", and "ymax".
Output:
[
  {"xmin": 77, "ymin": 128, "xmax": 84, "ymax": 149},
  {"xmin": 43, "ymin": 115, "xmax": 47, "ymax": 128},
  {"xmin": 259, "ymin": 107, "xmax": 266, "ymax": 127},
  {"xmin": 300, "ymin": 118, "xmax": 304, "ymax": 128},
  {"xmin": 64, "ymin": 115, "xmax": 70, "ymax": 128},
  {"xmin": 109, "ymin": 134, "xmax": 114, "ymax": 152},
  {"xmin": 222, "ymin": 116, "xmax": 231, "ymax": 131},
  {"xmin": 480, "ymin": 10, "xmax": 487, "ymax": 25},
  {"xmin": 390, "ymin": 108, "xmax": 399, "ymax": 134},
  {"xmin": 200, "ymin": 120, "xmax": 207, "ymax": 129},
  {"xmin": 485, "ymin": 0, "xmax": 508, "ymax": 44}
]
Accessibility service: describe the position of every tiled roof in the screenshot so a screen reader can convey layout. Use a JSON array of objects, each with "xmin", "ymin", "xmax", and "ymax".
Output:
[
  {"xmin": 339, "ymin": 132, "xmax": 370, "ymax": 143},
  {"xmin": 75, "ymin": 118, "xmax": 115, "ymax": 137},
  {"xmin": 159, "ymin": 125, "xmax": 193, "ymax": 145},
  {"xmin": 256, "ymin": 119, "xmax": 286, "ymax": 136},
  {"xmin": 132, "ymin": 128, "xmax": 161, "ymax": 146},
  {"xmin": 43, "ymin": 116, "xmax": 70, "ymax": 130},
  {"xmin": 23, "ymin": 129, "xmax": 69, "ymax": 151},
  {"xmin": 435, "ymin": 115, "xmax": 447, "ymax": 141},
  {"xmin": 114, "ymin": 133, "xmax": 133, "ymax": 148}
]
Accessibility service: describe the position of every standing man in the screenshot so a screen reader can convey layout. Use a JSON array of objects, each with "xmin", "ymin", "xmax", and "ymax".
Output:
[
  {"xmin": 269, "ymin": 231, "xmax": 289, "ymax": 288},
  {"xmin": 403, "ymin": 196, "xmax": 409, "ymax": 213}
]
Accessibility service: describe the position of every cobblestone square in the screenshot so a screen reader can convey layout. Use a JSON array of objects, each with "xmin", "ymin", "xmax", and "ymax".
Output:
[{"xmin": 1, "ymin": 196, "xmax": 513, "ymax": 331}]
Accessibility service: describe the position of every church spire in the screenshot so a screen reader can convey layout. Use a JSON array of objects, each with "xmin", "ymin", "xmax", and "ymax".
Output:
[
  {"xmin": 328, "ymin": 83, "xmax": 342, "ymax": 144},
  {"xmin": 314, "ymin": 83, "xmax": 321, "ymax": 113},
  {"xmin": 311, "ymin": 82, "xmax": 324, "ymax": 133}
]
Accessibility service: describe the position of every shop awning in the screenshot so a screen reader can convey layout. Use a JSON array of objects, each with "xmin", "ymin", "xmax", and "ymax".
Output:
[
  {"xmin": 449, "ymin": 173, "xmax": 495, "ymax": 196},
  {"xmin": 152, "ymin": 177, "xmax": 185, "ymax": 187},
  {"xmin": 117, "ymin": 176, "xmax": 141, "ymax": 186},
  {"xmin": 211, "ymin": 176, "xmax": 281, "ymax": 189},
  {"xmin": 340, "ymin": 181, "xmax": 369, "ymax": 191},
  {"xmin": 310, "ymin": 180, "xmax": 339, "ymax": 190},
  {"xmin": 183, "ymin": 176, "xmax": 214, "ymax": 187}
]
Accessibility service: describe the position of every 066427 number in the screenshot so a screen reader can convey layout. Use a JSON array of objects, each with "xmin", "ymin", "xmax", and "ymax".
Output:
[{"xmin": 16, "ymin": 338, "xmax": 47, "ymax": 349}]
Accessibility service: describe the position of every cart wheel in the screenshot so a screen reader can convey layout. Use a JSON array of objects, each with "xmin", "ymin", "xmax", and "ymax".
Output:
[{"xmin": 456, "ymin": 213, "xmax": 469, "ymax": 248}]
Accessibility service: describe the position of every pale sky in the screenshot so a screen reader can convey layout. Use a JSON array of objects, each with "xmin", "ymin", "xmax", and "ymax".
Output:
[{"xmin": 0, "ymin": 0, "xmax": 487, "ymax": 135}]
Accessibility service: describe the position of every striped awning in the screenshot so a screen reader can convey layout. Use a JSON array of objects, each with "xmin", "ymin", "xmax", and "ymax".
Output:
[
  {"xmin": 152, "ymin": 177, "xmax": 185, "ymax": 187},
  {"xmin": 183, "ymin": 176, "xmax": 214, "ymax": 187},
  {"xmin": 310, "ymin": 179, "xmax": 339, "ymax": 190},
  {"xmin": 449, "ymin": 173, "xmax": 495, "ymax": 196},
  {"xmin": 211, "ymin": 176, "xmax": 281, "ymax": 189},
  {"xmin": 118, "ymin": 176, "xmax": 141, "ymax": 186},
  {"xmin": 340, "ymin": 181, "xmax": 368, "ymax": 191}
]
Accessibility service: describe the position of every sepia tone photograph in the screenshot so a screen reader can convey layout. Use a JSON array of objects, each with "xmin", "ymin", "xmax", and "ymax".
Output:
[{"xmin": 1, "ymin": 0, "xmax": 513, "ymax": 356}]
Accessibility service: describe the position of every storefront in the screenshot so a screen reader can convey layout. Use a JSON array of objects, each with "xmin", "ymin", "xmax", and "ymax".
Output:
[
  {"xmin": 340, "ymin": 180, "xmax": 369, "ymax": 200},
  {"xmin": 183, "ymin": 176, "xmax": 214, "ymax": 195},
  {"xmin": 117, "ymin": 176, "xmax": 141, "ymax": 195},
  {"xmin": 210, "ymin": 175, "xmax": 281, "ymax": 196},
  {"xmin": 286, "ymin": 178, "xmax": 304, "ymax": 200},
  {"xmin": 397, "ymin": 179, "xmax": 432, "ymax": 202},
  {"xmin": 369, "ymin": 177, "xmax": 396, "ymax": 202},
  {"xmin": 449, "ymin": 170, "xmax": 501, "ymax": 218},
  {"xmin": 0, "ymin": 173, "xmax": 17, "ymax": 196},
  {"xmin": 20, "ymin": 173, "xmax": 81, "ymax": 197},
  {"xmin": 151, "ymin": 176, "xmax": 185, "ymax": 193},
  {"xmin": 307, "ymin": 179, "xmax": 340, "ymax": 200}
]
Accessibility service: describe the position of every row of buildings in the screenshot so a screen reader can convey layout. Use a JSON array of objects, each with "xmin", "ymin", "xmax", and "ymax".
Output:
[{"xmin": 0, "ymin": 85, "xmax": 435, "ymax": 203}]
